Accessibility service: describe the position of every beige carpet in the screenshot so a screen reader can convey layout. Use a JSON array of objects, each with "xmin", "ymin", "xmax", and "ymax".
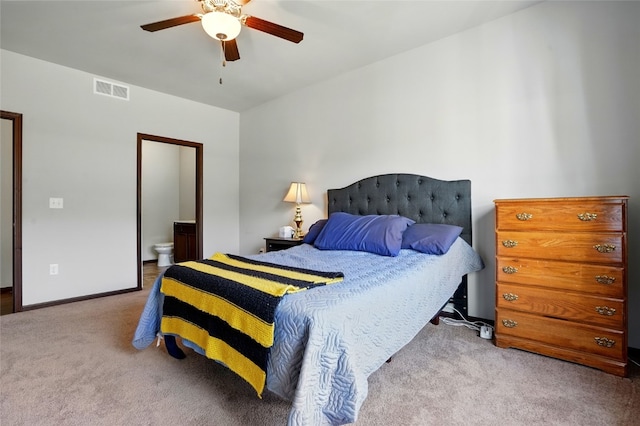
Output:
[{"xmin": 1, "ymin": 287, "xmax": 638, "ymax": 425}]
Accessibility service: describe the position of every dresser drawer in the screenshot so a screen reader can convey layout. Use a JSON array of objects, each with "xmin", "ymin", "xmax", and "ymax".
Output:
[
  {"xmin": 496, "ymin": 231, "xmax": 624, "ymax": 264},
  {"xmin": 496, "ymin": 309, "xmax": 625, "ymax": 360},
  {"xmin": 496, "ymin": 283, "xmax": 624, "ymax": 328},
  {"xmin": 496, "ymin": 257, "xmax": 624, "ymax": 297},
  {"xmin": 495, "ymin": 200, "xmax": 625, "ymax": 232}
]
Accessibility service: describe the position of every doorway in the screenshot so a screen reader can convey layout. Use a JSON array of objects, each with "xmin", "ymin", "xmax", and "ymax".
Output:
[
  {"xmin": 0, "ymin": 111, "xmax": 23, "ymax": 314},
  {"xmin": 136, "ymin": 133, "xmax": 203, "ymax": 289}
]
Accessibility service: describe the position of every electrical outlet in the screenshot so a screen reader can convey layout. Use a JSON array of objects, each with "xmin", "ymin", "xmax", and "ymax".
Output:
[
  {"xmin": 49, "ymin": 264, "xmax": 59, "ymax": 275},
  {"xmin": 49, "ymin": 198, "xmax": 64, "ymax": 209},
  {"xmin": 442, "ymin": 302, "xmax": 455, "ymax": 313}
]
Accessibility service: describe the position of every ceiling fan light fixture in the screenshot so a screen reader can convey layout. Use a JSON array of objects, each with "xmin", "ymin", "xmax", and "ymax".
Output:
[{"xmin": 201, "ymin": 11, "xmax": 241, "ymax": 41}]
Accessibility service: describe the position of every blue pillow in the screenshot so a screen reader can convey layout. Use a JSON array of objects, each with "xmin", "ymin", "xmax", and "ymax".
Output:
[
  {"xmin": 313, "ymin": 212, "xmax": 415, "ymax": 257},
  {"xmin": 401, "ymin": 223, "xmax": 463, "ymax": 255},
  {"xmin": 303, "ymin": 219, "xmax": 328, "ymax": 244}
]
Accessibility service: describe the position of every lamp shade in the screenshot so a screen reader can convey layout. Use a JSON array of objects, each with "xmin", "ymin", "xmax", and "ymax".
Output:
[
  {"xmin": 201, "ymin": 11, "xmax": 241, "ymax": 41},
  {"xmin": 283, "ymin": 182, "xmax": 310, "ymax": 204}
]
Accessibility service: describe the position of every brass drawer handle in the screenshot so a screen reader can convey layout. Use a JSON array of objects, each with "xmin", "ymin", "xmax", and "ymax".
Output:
[
  {"xmin": 502, "ymin": 266, "xmax": 518, "ymax": 274},
  {"xmin": 502, "ymin": 293, "xmax": 519, "ymax": 302},
  {"xmin": 502, "ymin": 319, "xmax": 518, "ymax": 328},
  {"xmin": 595, "ymin": 306, "xmax": 616, "ymax": 316},
  {"xmin": 593, "ymin": 244, "xmax": 616, "ymax": 253},
  {"xmin": 594, "ymin": 337, "xmax": 616, "ymax": 348},
  {"xmin": 577, "ymin": 212, "xmax": 598, "ymax": 221},
  {"xmin": 595, "ymin": 275, "xmax": 616, "ymax": 285},
  {"xmin": 516, "ymin": 213, "xmax": 532, "ymax": 221},
  {"xmin": 502, "ymin": 240, "xmax": 518, "ymax": 248}
]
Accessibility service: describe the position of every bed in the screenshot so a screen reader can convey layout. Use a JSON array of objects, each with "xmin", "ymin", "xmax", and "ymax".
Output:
[{"xmin": 133, "ymin": 173, "xmax": 484, "ymax": 425}]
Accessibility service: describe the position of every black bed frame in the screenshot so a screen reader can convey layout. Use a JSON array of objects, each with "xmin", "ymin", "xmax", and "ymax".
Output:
[{"xmin": 327, "ymin": 173, "xmax": 472, "ymax": 318}]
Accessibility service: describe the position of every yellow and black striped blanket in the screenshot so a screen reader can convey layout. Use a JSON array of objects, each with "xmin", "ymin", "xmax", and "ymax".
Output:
[{"xmin": 160, "ymin": 252, "xmax": 344, "ymax": 396}]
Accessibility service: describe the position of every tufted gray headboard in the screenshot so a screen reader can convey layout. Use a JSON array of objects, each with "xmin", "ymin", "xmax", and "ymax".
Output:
[
  {"xmin": 327, "ymin": 173, "xmax": 472, "ymax": 317},
  {"xmin": 327, "ymin": 174, "xmax": 472, "ymax": 245}
]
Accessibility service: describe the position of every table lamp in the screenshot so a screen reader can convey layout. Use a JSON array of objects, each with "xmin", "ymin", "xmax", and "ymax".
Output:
[{"xmin": 283, "ymin": 182, "xmax": 310, "ymax": 238}]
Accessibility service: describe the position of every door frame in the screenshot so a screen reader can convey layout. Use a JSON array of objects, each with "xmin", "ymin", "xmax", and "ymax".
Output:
[
  {"xmin": 1, "ymin": 110, "xmax": 23, "ymax": 312},
  {"xmin": 136, "ymin": 133, "xmax": 203, "ymax": 289}
]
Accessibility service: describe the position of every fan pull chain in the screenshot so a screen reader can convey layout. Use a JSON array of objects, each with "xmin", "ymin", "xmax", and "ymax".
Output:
[{"xmin": 219, "ymin": 42, "xmax": 227, "ymax": 85}]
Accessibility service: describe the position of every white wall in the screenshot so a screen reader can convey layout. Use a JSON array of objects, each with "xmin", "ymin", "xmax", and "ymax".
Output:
[
  {"xmin": 0, "ymin": 50, "xmax": 240, "ymax": 306},
  {"xmin": 179, "ymin": 146, "xmax": 196, "ymax": 220},
  {"xmin": 141, "ymin": 142, "xmax": 197, "ymax": 262},
  {"xmin": 141, "ymin": 141, "xmax": 180, "ymax": 261},
  {"xmin": 239, "ymin": 2, "xmax": 640, "ymax": 346}
]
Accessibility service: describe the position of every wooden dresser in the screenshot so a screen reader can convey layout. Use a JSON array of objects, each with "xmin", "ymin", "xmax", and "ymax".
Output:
[{"xmin": 494, "ymin": 196, "xmax": 628, "ymax": 376}]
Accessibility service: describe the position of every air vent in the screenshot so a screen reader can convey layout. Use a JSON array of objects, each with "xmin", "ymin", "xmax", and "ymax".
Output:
[{"xmin": 93, "ymin": 78, "xmax": 129, "ymax": 101}]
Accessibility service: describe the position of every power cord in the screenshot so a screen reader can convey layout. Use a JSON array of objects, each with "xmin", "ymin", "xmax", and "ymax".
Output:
[
  {"xmin": 442, "ymin": 310, "xmax": 640, "ymax": 368},
  {"xmin": 440, "ymin": 307, "xmax": 494, "ymax": 337}
]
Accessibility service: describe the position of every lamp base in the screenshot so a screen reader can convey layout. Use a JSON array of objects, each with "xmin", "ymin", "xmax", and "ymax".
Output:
[
  {"xmin": 293, "ymin": 206, "xmax": 304, "ymax": 238},
  {"xmin": 294, "ymin": 222, "xmax": 304, "ymax": 239}
]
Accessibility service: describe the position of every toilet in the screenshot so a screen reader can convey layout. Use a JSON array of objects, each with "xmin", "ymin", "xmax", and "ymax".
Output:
[{"xmin": 154, "ymin": 243, "xmax": 174, "ymax": 267}]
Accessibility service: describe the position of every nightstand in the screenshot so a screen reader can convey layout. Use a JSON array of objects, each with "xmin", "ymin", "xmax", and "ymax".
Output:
[{"xmin": 264, "ymin": 237, "xmax": 304, "ymax": 252}]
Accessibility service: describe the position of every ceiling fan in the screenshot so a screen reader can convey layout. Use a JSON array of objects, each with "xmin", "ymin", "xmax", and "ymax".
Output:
[{"xmin": 140, "ymin": 0, "xmax": 304, "ymax": 62}]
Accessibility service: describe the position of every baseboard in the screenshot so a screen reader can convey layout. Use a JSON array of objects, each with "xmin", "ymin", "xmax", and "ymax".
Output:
[
  {"xmin": 440, "ymin": 312, "xmax": 494, "ymax": 326},
  {"xmin": 21, "ymin": 287, "xmax": 141, "ymax": 312},
  {"xmin": 0, "ymin": 287, "xmax": 12, "ymax": 294},
  {"xmin": 471, "ymin": 316, "xmax": 494, "ymax": 326}
]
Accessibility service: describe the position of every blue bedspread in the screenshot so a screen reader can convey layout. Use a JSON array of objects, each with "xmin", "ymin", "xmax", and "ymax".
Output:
[{"xmin": 133, "ymin": 238, "xmax": 484, "ymax": 425}]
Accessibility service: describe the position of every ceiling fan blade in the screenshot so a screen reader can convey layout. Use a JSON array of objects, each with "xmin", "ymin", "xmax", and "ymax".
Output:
[
  {"xmin": 223, "ymin": 39, "xmax": 240, "ymax": 62},
  {"xmin": 244, "ymin": 16, "xmax": 303, "ymax": 44},
  {"xmin": 141, "ymin": 15, "xmax": 201, "ymax": 32}
]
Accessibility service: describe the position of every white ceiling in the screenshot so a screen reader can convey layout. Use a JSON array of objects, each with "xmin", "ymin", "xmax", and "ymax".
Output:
[{"xmin": 1, "ymin": 0, "xmax": 541, "ymax": 112}]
